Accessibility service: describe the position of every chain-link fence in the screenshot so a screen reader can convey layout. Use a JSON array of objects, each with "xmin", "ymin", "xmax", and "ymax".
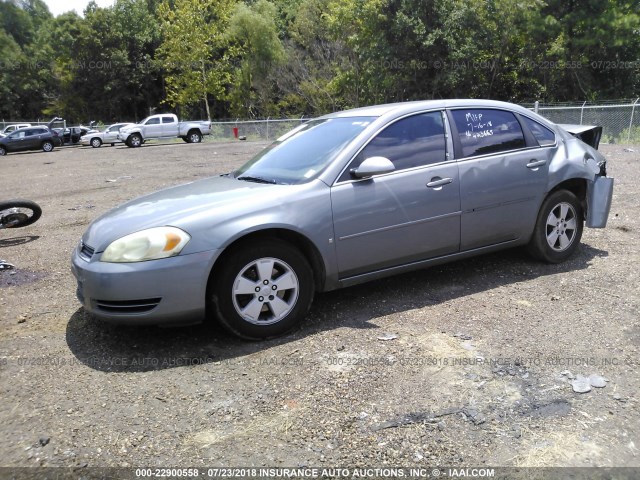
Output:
[
  {"xmin": 5, "ymin": 99, "xmax": 639, "ymax": 143},
  {"xmin": 211, "ymin": 99, "xmax": 640, "ymax": 145},
  {"xmin": 209, "ymin": 117, "xmax": 310, "ymax": 143},
  {"xmin": 525, "ymin": 99, "xmax": 640, "ymax": 144}
]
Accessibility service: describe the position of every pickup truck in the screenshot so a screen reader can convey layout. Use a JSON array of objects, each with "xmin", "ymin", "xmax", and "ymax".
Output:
[
  {"xmin": 1, "ymin": 123, "xmax": 32, "ymax": 136},
  {"xmin": 118, "ymin": 114, "xmax": 211, "ymax": 147}
]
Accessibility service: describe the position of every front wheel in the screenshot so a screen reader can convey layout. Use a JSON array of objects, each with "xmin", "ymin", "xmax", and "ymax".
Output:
[
  {"xmin": 527, "ymin": 190, "xmax": 584, "ymax": 263},
  {"xmin": 90, "ymin": 137, "xmax": 102, "ymax": 148},
  {"xmin": 210, "ymin": 239, "xmax": 314, "ymax": 339},
  {"xmin": 126, "ymin": 134, "xmax": 142, "ymax": 148},
  {"xmin": 0, "ymin": 199, "xmax": 42, "ymax": 228},
  {"xmin": 42, "ymin": 141, "xmax": 54, "ymax": 152},
  {"xmin": 0, "ymin": 146, "xmax": 6, "ymax": 156}
]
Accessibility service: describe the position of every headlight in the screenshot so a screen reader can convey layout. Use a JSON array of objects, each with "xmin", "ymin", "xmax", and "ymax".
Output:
[{"xmin": 101, "ymin": 227, "xmax": 190, "ymax": 263}]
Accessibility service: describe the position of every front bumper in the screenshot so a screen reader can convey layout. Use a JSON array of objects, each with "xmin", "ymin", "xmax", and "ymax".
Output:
[{"xmin": 71, "ymin": 245, "xmax": 221, "ymax": 325}]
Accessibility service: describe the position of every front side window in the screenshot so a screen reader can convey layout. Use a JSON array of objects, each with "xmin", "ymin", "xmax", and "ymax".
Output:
[
  {"xmin": 340, "ymin": 112, "xmax": 446, "ymax": 181},
  {"xmin": 235, "ymin": 117, "xmax": 373, "ymax": 185},
  {"xmin": 145, "ymin": 117, "xmax": 160, "ymax": 125},
  {"xmin": 451, "ymin": 109, "xmax": 525, "ymax": 158}
]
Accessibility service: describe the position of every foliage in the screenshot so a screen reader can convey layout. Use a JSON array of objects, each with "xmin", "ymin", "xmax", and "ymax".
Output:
[
  {"xmin": 0, "ymin": 0, "xmax": 638, "ymax": 121},
  {"xmin": 227, "ymin": 0, "xmax": 285, "ymax": 117},
  {"xmin": 157, "ymin": 0, "xmax": 235, "ymax": 119}
]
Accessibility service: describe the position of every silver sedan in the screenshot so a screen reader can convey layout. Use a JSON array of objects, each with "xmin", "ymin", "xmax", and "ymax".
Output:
[
  {"xmin": 71, "ymin": 99, "xmax": 614, "ymax": 339},
  {"xmin": 80, "ymin": 123, "xmax": 133, "ymax": 148}
]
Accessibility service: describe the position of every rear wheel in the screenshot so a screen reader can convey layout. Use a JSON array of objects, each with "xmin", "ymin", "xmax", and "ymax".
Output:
[
  {"xmin": 210, "ymin": 239, "xmax": 314, "ymax": 339},
  {"xmin": 187, "ymin": 130, "xmax": 202, "ymax": 143},
  {"xmin": 42, "ymin": 141, "xmax": 54, "ymax": 152},
  {"xmin": 527, "ymin": 190, "xmax": 583, "ymax": 263},
  {"xmin": 90, "ymin": 137, "xmax": 102, "ymax": 148},
  {"xmin": 0, "ymin": 146, "xmax": 6, "ymax": 156}
]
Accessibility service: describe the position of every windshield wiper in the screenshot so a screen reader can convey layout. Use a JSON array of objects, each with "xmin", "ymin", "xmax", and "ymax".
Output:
[{"xmin": 236, "ymin": 175, "xmax": 277, "ymax": 184}]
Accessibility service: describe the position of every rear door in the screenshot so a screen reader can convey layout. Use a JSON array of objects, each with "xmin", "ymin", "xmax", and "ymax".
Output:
[
  {"xmin": 331, "ymin": 111, "xmax": 461, "ymax": 278},
  {"xmin": 104, "ymin": 124, "xmax": 123, "ymax": 143},
  {"xmin": 23, "ymin": 128, "xmax": 42, "ymax": 149},
  {"xmin": 161, "ymin": 116, "xmax": 178, "ymax": 137},
  {"xmin": 448, "ymin": 108, "xmax": 550, "ymax": 251}
]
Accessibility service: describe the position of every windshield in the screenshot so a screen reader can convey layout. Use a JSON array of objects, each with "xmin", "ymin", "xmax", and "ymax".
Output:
[{"xmin": 234, "ymin": 117, "xmax": 374, "ymax": 185}]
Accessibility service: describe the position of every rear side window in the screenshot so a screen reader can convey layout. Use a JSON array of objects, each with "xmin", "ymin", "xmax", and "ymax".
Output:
[
  {"xmin": 521, "ymin": 116, "xmax": 556, "ymax": 146},
  {"xmin": 451, "ymin": 109, "xmax": 525, "ymax": 158},
  {"xmin": 161, "ymin": 116, "xmax": 175, "ymax": 124}
]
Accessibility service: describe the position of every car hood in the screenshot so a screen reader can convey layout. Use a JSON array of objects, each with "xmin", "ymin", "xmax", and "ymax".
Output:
[{"xmin": 83, "ymin": 175, "xmax": 294, "ymax": 252}]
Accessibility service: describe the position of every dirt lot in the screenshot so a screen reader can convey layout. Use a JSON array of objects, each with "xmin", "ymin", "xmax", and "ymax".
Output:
[{"xmin": 0, "ymin": 140, "xmax": 638, "ymax": 471}]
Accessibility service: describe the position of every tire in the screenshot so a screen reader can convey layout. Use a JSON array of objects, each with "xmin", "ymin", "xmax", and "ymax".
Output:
[
  {"xmin": 181, "ymin": 136, "xmax": 189, "ymax": 143},
  {"xmin": 0, "ymin": 199, "xmax": 42, "ymax": 228},
  {"xmin": 187, "ymin": 130, "xmax": 202, "ymax": 143},
  {"xmin": 127, "ymin": 134, "xmax": 142, "ymax": 148},
  {"xmin": 527, "ymin": 190, "xmax": 583, "ymax": 263},
  {"xmin": 210, "ymin": 239, "xmax": 314, "ymax": 340},
  {"xmin": 90, "ymin": 137, "xmax": 102, "ymax": 148},
  {"xmin": 42, "ymin": 141, "xmax": 54, "ymax": 152},
  {"xmin": 0, "ymin": 146, "xmax": 6, "ymax": 156}
]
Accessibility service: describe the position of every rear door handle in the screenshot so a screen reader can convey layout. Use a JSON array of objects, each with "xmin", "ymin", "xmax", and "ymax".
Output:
[
  {"xmin": 426, "ymin": 177, "xmax": 453, "ymax": 188},
  {"xmin": 526, "ymin": 159, "xmax": 547, "ymax": 169}
]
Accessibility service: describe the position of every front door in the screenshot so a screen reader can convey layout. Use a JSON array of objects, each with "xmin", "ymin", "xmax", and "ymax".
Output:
[
  {"xmin": 144, "ymin": 117, "xmax": 162, "ymax": 137},
  {"xmin": 331, "ymin": 111, "xmax": 461, "ymax": 279}
]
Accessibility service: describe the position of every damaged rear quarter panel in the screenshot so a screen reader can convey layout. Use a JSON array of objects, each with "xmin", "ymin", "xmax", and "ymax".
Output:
[{"xmin": 547, "ymin": 133, "xmax": 612, "ymax": 228}]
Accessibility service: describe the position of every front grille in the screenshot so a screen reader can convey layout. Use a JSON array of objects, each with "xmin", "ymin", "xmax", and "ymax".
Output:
[
  {"xmin": 79, "ymin": 241, "xmax": 95, "ymax": 261},
  {"xmin": 95, "ymin": 298, "xmax": 162, "ymax": 314}
]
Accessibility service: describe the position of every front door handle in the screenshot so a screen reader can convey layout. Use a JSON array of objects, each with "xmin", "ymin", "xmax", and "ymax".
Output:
[
  {"xmin": 526, "ymin": 159, "xmax": 547, "ymax": 169},
  {"xmin": 427, "ymin": 177, "xmax": 453, "ymax": 188}
]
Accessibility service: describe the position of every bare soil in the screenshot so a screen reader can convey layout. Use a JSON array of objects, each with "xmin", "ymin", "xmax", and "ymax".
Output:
[{"xmin": 0, "ymin": 141, "xmax": 638, "ymax": 470}]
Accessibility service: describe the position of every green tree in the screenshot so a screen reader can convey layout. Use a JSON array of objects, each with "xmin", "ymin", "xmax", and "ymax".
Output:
[
  {"xmin": 157, "ymin": 0, "xmax": 235, "ymax": 119},
  {"xmin": 227, "ymin": 0, "xmax": 286, "ymax": 117},
  {"xmin": 324, "ymin": 0, "xmax": 390, "ymax": 107}
]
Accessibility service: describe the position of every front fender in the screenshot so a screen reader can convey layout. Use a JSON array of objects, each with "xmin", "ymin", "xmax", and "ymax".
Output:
[{"xmin": 121, "ymin": 128, "xmax": 143, "ymax": 141}]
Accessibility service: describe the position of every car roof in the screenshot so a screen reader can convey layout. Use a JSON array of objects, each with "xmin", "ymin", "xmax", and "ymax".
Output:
[
  {"xmin": 321, "ymin": 99, "xmax": 541, "ymax": 120},
  {"xmin": 13, "ymin": 126, "xmax": 46, "ymax": 132}
]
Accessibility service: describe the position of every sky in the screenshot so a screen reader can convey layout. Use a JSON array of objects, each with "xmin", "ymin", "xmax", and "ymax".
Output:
[{"xmin": 43, "ymin": 0, "xmax": 115, "ymax": 17}]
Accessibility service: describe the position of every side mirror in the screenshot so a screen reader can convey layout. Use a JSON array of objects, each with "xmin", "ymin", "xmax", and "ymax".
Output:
[{"xmin": 351, "ymin": 156, "xmax": 395, "ymax": 179}]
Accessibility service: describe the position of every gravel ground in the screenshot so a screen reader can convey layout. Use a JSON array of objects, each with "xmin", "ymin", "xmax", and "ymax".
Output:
[{"xmin": 0, "ymin": 140, "xmax": 638, "ymax": 470}]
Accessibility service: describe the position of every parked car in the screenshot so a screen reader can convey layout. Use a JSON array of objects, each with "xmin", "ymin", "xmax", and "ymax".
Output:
[
  {"xmin": 1, "ymin": 123, "xmax": 32, "ymax": 137},
  {"xmin": 60, "ymin": 126, "xmax": 97, "ymax": 145},
  {"xmin": 117, "ymin": 114, "xmax": 211, "ymax": 147},
  {"xmin": 80, "ymin": 123, "xmax": 133, "ymax": 148},
  {"xmin": 72, "ymin": 99, "xmax": 614, "ymax": 339},
  {"xmin": 0, "ymin": 126, "xmax": 59, "ymax": 155}
]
